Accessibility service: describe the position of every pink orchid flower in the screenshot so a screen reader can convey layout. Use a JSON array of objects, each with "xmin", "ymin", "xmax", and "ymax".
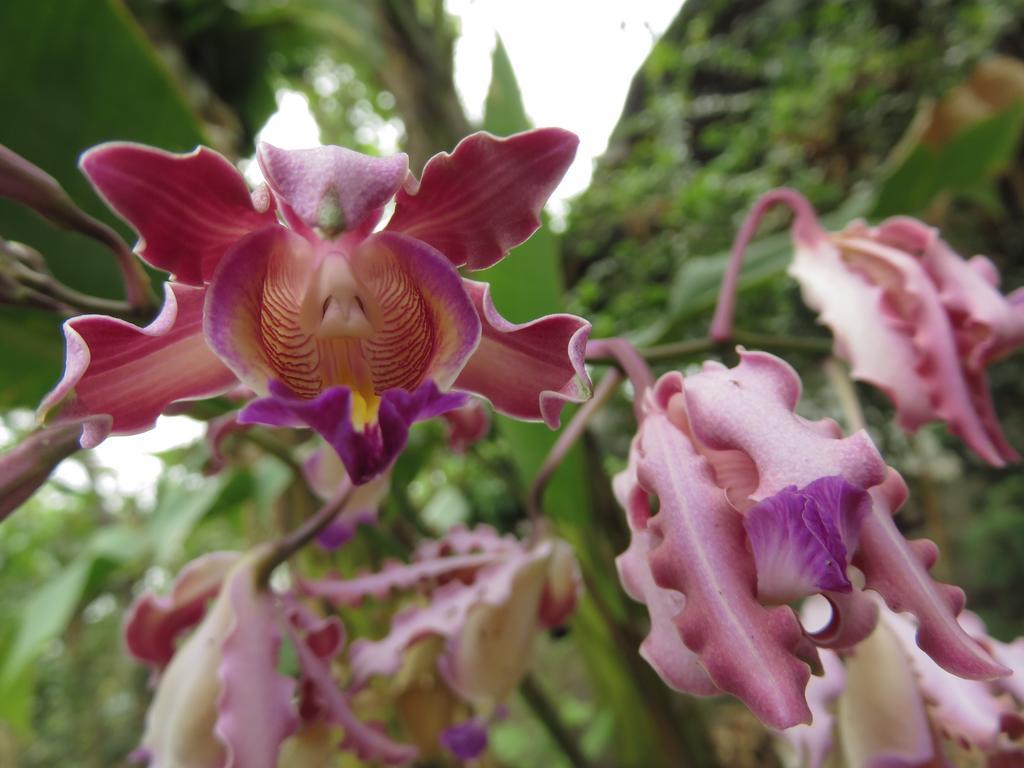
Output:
[
  {"xmin": 614, "ymin": 349, "xmax": 1007, "ymax": 730},
  {"xmin": 712, "ymin": 188, "xmax": 1024, "ymax": 466},
  {"xmin": 124, "ymin": 549, "xmax": 417, "ymax": 767},
  {"xmin": 780, "ymin": 596, "xmax": 1024, "ymax": 768},
  {"xmin": 301, "ymin": 524, "xmax": 580, "ymax": 759},
  {"xmin": 38, "ymin": 129, "xmax": 592, "ymax": 483}
]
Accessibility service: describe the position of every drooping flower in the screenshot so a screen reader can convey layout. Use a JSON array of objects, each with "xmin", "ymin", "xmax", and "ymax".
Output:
[
  {"xmin": 301, "ymin": 525, "xmax": 580, "ymax": 755},
  {"xmin": 614, "ymin": 348, "xmax": 1006, "ymax": 730},
  {"xmin": 38, "ymin": 130, "xmax": 592, "ymax": 483},
  {"xmin": 779, "ymin": 596, "xmax": 1024, "ymax": 768},
  {"xmin": 124, "ymin": 548, "xmax": 416, "ymax": 767},
  {"xmin": 712, "ymin": 188, "xmax": 1024, "ymax": 466}
]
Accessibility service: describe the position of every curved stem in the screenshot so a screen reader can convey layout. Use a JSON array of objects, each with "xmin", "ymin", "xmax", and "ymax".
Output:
[
  {"xmin": 709, "ymin": 187, "xmax": 820, "ymax": 341},
  {"xmin": 519, "ymin": 673, "xmax": 592, "ymax": 768},
  {"xmin": 585, "ymin": 338, "xmax": 655, "ymax": 422},
  {"xmin": 257, "ymin": 483, "xmax": 354, "ymax": 586},
  {"xmin": 528, "ymin": 369, "xmax": 622, "ymax": 526}
]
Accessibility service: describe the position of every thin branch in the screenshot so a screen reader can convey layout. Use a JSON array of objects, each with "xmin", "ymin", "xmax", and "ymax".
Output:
[{"xmin": 257, "ymin": 484, "xmax": 354, "ymax": 586}]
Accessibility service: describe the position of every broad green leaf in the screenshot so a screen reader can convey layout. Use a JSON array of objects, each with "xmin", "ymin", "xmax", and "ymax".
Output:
[
  {"xmin": 0, "ymin": 0, "xmax": 208, "ymax": 407},
  {"xmin": 148, "ymin": 473, "xmax": 231, "ymax": 564},
  {"xmin": 483, "ymin": 36, "xmax": 531, "ymax": 137},
  {"xmin": 0, "ymin": 555, "xmax": 91, "ymax": 688}
]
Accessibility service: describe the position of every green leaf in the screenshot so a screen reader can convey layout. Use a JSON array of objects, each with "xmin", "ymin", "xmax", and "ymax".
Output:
[
  {"xmin": 872, "ymin": 104, "xmax": 1024, "ymax": 218},
  {"xmin": 0, "ymin": 0, "xmax": 208, "ymax": 407},
  {"xmin": 483, "ymin": 36, "xmax": 531, "ymax": 136},
  {"xmin": 0, "ymin": 555, "xmax": 91, "ymax": 689},
  {"xmin": 148, "ymin": 473, "xmax": 231, "ymax": 564}
]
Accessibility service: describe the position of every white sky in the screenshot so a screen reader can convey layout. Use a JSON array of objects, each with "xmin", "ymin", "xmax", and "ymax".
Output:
[{"xmin": 64, "ymin": 2, "xmax": 681, "ymax": 501}]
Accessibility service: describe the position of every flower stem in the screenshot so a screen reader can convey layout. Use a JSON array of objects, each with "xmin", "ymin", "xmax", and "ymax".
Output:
[
  {"xmin": 257, "ymin": 484, "xmax": 354, "ymax": 586},
  {"xmin": 528, "ymin": 369, "xmax": 621, "ymax": 527}
]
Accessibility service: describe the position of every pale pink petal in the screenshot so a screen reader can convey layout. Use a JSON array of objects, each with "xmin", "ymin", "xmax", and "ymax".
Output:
[
  {"xmin": 454, "ymin": 280, "xmax": 591, "ymax": 428},
  {"xmin": 441, "ymin": 398, "xmax": 491, "ymax": 453},
  {"xmin": 125, "ymin": 552, "xmax": 242, "ymax": 669},
  {"xmin": 257, "ymin": 143, "xmax": 408, "ymax": 237},
  {"xmin": 882, "ymin": 606, "xmax": 1014, "ymax": 751},
  {"xmin": 80, "ymin": 143, "xmax": 276, "ymax": 284},
  {"xmin": 778, "ymin": 650, "xmax": 846, "ymax": 768},
  {"xmin": 636, "ymin": 410, "xmax": 813, "ymax": 729},
  {"xmin": 387, "ymin": 128, "xmax": 578, "ymax": 270},
  {"xmin": 612, "ymin": 454, "xmax": 718, "ymax": 696},
  {"xmin": 215, "ymin": 553, "xmax": 298, "ymax": 768},
  {"xmin": 677, "ymin": 349, "xmax": 888, "ymax": 501},
  {"xmin": 38, "ymin": 282, "xmax": 237, "ymax": 447},
  {"xmin": 855, "ymin": 470, "xmax": 1008, "ymax": 681},
  {"xmin": 837, "ymin": 617, "xmax": 937, "ymax": 768}
]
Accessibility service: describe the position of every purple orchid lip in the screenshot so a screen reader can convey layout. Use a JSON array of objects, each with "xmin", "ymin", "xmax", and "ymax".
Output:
[
  {"xmin": 440, "ymin": 719, "xmax": 489, "ymax": 761},
  {"xmin": 743, "ymin": 476, "xmax": 870, "ymax": 605},
  {"xmin": 239, "ymin": 379, "xmax": 467, "ymax": 484}
]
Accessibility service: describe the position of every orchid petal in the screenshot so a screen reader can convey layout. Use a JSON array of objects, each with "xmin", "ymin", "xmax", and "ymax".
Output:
[
  {"xmin": 125, "ymin": 552, "xmax": 241, "ymax": 669},
  {"xmin": 636, "ymin": 411, "xmax": 813, "ymax": 729},
  {"xmin": 744, "ymin": 477, "xmax": 869, "ymax": 604},
  {"xmin": 80, "ymin": 143, "xmax": 276, "ymax": 284},
  {"xmin": 855, "ymin": 470, "xmax": 1008, "ymax": 680},
  {"xmin": 778, "ymin": 650, "xmax": 846, "ymax": 768},
  {"xmin": 837, "ymin": 617, "xmax": 937, "ymax": 768},
  {"xmin": 679, "ymin": 349, "xmax": 888, "ymax": 500},
  {"xmin": 302, "ymin": 448, "xmax": 389, "ymax": 549},
  {"xmin": 612, "ymin": 458, "xmax": 718, "ymax": 696},
  {"xmin": 257, "ymin": 143, "xmax": 408, "ymax": 237},
  {"xmin": 240, "ymin": 380, "xmax": 466, "ymax": 484},
  {"xmin": 441, "ymin": 398, "xmax": 491, "ymax": 453},
  {"xmin": 388, "ymin": 128, "xmax": 578, "ymax": 270},
  {"xmin": 39, "ymin": 282, "xmax": 237, "ymax": 447},
  {"xmin": 882, "ymin": 606, "xmax": 1016, "ymax": 751},
  {"xmin": 215, "ymin": 552, "xmax": 298, "ymax": 768},
  {"xmin": 454, "ymin": 280, "xmax": 591, "ymax": 428}
]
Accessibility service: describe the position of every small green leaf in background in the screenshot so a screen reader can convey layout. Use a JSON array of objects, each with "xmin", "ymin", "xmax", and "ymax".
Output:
[
  {"xmin": 0, "ymin": 0, "xmax": 209, "ymax": 408},
  {"xmin": 872, "ymin": 103, "xmax": 1024, "ymax": 218}
]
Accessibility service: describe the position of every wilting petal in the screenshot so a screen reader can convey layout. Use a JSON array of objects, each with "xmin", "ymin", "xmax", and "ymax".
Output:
[
  {"xmin": 284, "ymin": 616, "xmax": 417, "ymax": 765},
  {"xmin": 39, "ymin": 282, "xmax": 237, "ymax": 447},
  {"xmin": 258, "ymin": 143, "xmax": 408, "ymax": 237},
  {"xmin": 440, "ymin": 719, "xmax": 488, "ymax": 761},
  {"xmin": 0, "ymin": 416, "xmax": 110, "ymax": 522},
  {"xmin": 125, "ymin": 551, "xmax": 241, "ymax": 669},
  {"xmin": 215, "ymin": 553, "xmax": 298, "ymax": 768},
  {"xmin": 537, "ymin": 539, "xmax": 581, "ymax": 628},
  {"xmin": 454, "ymin": 280, "xmax": 591, "ymax": 428},
  {"xmin": 679, "ymin": 350, "xmax": 887, "ymax": 500},
  {"xmin": 855, "ymin": 470, "xmax": 1007, "ymax": 680},
  {"xmin": 277, "ymin": 723, "xmax": 340, "ymax": 768},
  {"xmin": 637, "ymin": 411, "xmax": 812, "ymax": 729},
  {"xmin": 744, "ymin": 477, "xmax": 869, "ymax": 604},
  {"xmin": 240, "ymin": 380, "xmax": 466, "ymax": 484},
  {"xmin": 388, "ymin": 128, "xmax": 578, "ymax": 270},
  {"xmin": 613, "ymin": 458, "xmax": 718, "ymax": 696},
  {"xmin": 836, "ymin": 617, "xmax": 936, "ymax": 768},
  {"xmin": 80, "ymin": 143, "xmax": 276, "ymax": 284},
  {"xmin": 778, "ymin": 650, "xmax": 846, "ymax": 768}
]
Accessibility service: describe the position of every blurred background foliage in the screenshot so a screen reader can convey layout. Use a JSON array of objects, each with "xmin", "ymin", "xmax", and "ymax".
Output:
[{"xmin": 2, "ymin": 0, "xmax": 1024, "ymax": 766}]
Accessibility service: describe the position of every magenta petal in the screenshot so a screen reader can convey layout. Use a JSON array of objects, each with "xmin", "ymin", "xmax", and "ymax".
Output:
[
  {"xmin": 124, "ymin": 552, "xmax": 241, "ymax": 669},
  {"xmin": 239, "ymin": 380, "xmax": 467, "ymax": 484},
  {"xmin": 258, "ymin": 143, "xmax": 408, "ymax": 236},
  {"xmin": 80, "ymin": 143, "xmax": 276, "ymax": 284},
  {"xmin": 38, "ymin": 282, "xmax": 237, "ymax": 446},
  {"xmin": 855, "ymin": 470, "xmax": 1007, "ymax": 680},
  {"xmin": 637, "ymin": 412, "xmax": 812, "ymax": 729},
  {"xmin": 454, "ymin": 280, "xmax": 591, "ymax": 428},
  {"xmin": 387, "ymin": 128, "xmax": 579, "ymax": 270},
  {"xmin": 744, "ymin": 477, "xmax": 869, "ymax": 604},
  {"xmin": 440, "ymin": 719, "xmax": 488, "ymax": 761}
]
